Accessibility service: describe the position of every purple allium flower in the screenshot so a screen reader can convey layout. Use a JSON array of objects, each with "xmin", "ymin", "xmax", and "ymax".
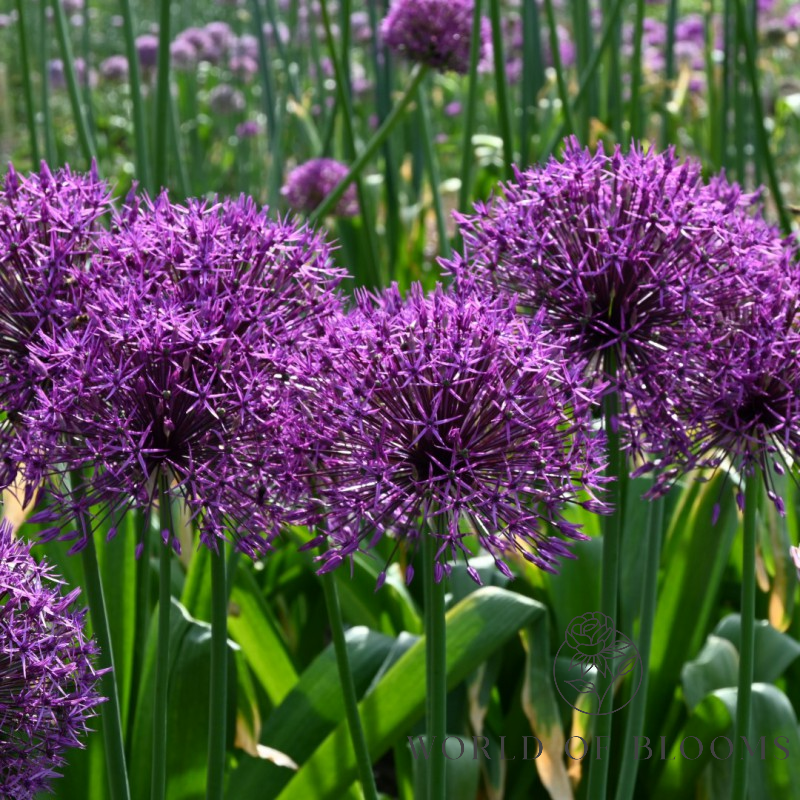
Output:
[
  {"xmin": 380, "ymin": 0, "xmax": 491, "ymax": 74},
  {"xmin": 235, "ymin": 119, "xmax": 261, "ymax": 139},
  {"xmin": 0, "ymin": 162, "xmax": 112, "ymax": 487},
  {"xmin": 135, "ymin": 34, "xmax": 159, "ymax": 69},
  {"xmin": 170, "ymin": 37, "xmax": 198, "ymax": 70},
  {"xmin": 281, "ymin": 158, "xmax": 359, "ymax": 218},
  {"xmin": 0, "ymin": 520, "xmax": 103, "ymax": 798},
  {"xmin": 99, "ymin": 54, "xmax": 129, "ymax": 82},
  {"xmin": 208, "ymin": 84, "xmax": 246, "ymax": 115},
  {"xmin": 228, "ymin": 55, "xmax": 258, "ymax": 80},
  {"xmin": 18, "ymin": 194, "xmax": 346, "ymax": 556},
  {"xmin": 446, "ymin": 138, "xmax": 787, "ymax": 458},
  {"xmin": 204, "ymin": 20, "xmax": 233, "ymax": 51},
  {"xmin": 309, "ymin": 283, "xmax": 607, "ymax": 583}
]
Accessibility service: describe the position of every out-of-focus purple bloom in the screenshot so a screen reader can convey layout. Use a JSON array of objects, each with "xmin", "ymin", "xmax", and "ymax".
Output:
[
  {"xmin": 229, "ymin": 55, "xmax": 258, "ymax": 80},
  {"xmin": 0, "ymin": 162, "xmax": 112, "ymax": 488},
  {"xmin": 308, "ymin": 283, "xmax": 607, "ymax": 583},
  {"xmin": 236, "ymin": 119, "xmax": 261, "ymax": 138},
  {"xmin": 444, "ymin": 101, "xmax": 462, "ymax": 117},
  {"xmin": 99, "ymin": 55, "xmax": 129, "ymax": 82},
  {"xmin": 381, "ymin": 0, "xmax": 491, "ymax": 74},
  {"xmin": 18, "ymin": 194, "xmax": 346, "ymax": 556},
  {"xmin": 446, "ymin": 137, "xmax": 788, "ymax": 459},
  {"xmin": 785, "ymin": 4, "xmax": 800, "ymax": 29},
  {"xmin": 178, "ymin": 26, "xmax": 219, "ymax": 62},
  {"xmin": 135, "ymin": 34, "xmax": 159, "ymax": 69},
  {"xmin": 230, "ymin": 33, "xmax": 259, "ymax": 60},
  {"xmin": 170, "ymin": 37, "xmax": 198, "ymax": 70},
  {"xmin": 0, "ymin": 13, "xmax": 14, "ymax": 29},
  {"xmin": 281, "ymin": 158, "xmax": 359, "ymax": 217},
  {"xmin": 48, "ymin": 59, "xmax": 66, "ymax": 89},
  {"xmin": 0, "ymin": 520, "xmax": 103, "ymax": 799},
  {"xmin": 205, "ymin": 20, "xmax": 233, "ymax": 52},
  {"xmin": 61, "ymin": 0, "xmax": 84, "ymax": 14},
  {"xmin": 208, "ymin": 84, "xmax": 246, "ymax": 115},
  {"xmin": 675, "ymin": 14, "xmax": 705, "ymax": 43}
]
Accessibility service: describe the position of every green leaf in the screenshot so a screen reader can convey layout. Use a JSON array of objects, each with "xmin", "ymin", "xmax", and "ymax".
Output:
[
  {"xmin": 228, "ymin": 626, "xmax": 395, "ymax": 799},
  {"xmin": 681, "ymin": 634, "xmax": 738, "ymax": 712},
  {"xmin": 409, "ymin": 735, "xmax": 481, "ymax": 800},
  {"xmin": 713, "ymin": 614, "xmax": 800, "ymax": 683},
  {"xmin": 275, "ymin": 586, "xmax": 545, "ymax": 800},
  {"xmin": 648, "ymin": 473, "xmax": 739, "ymax": 730},
  {"xmin": 227, "ymin": 564, "xmax": 298, "ymax": 706}
]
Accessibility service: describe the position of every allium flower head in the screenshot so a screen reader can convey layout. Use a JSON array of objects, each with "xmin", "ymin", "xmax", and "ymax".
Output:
[
  {"xmin": 0, "ymin": 161, "xmax": 112, "ymax": 486},
  {"xmin": 648, "ymin": 286, "xmax": 800, "ymax": 513},
  {"xmin": 446, "ymin": 137, "xmax": 789, "ymax": 456},
  {"xmin": 309, "ymin": 283, "xmax": 607, "ymax": 583},
  {"xmin": 281, "ymin": 158, "xmax": 359, "ymax": 218},
  {"xmin": 381, "ymin": 0, "xmax": 491, "ymax": 74},
  {"xmin": 17, "ymin": 193, "xmax": 345, "ymax": 556},
  {"xmin": 0, "ymin": 520, "xmax": 103, "ymax": 798}
]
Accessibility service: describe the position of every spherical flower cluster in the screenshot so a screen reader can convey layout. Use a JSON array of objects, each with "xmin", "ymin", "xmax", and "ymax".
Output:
[
  {"xmin": 0, "ymin": 521, "xmax": 103, "ymax": 798},
  {"xmin": 0, "ymin": 161, "xmax": 112, "ymax": 487},
  {"xmin": 381, "ymin": 0, "xmax": 491, "ymax": 75},
  {"xmin": 308, "ymin": 283, "xmax": 607, "ymax": 583},
  {"xmin": 445, "ymin": 138, "xmax": 788, "ymax": 457},
  {"xmin": 281, "ymin": 158, "xmax": 359, "ymax": 218},
  {"xmin": 16, "ymin": 192, "xmax": 346, "ymax": 556}
]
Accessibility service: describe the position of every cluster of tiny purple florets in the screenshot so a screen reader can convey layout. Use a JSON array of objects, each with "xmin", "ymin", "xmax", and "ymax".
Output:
[
  {"xmin": 305, "ymin": 282, "xmax": 608, "ymax": 583},
  {"xmin": 281, "ymin": 158, "xmax": 359, "ymax": 218},
  {"xmin": 381, "ymin": 0, "xmax": 490, "ymax": 74},
  {"xmin": 0, "ymin": 521, "xmax": 102, "ymax": 799}
]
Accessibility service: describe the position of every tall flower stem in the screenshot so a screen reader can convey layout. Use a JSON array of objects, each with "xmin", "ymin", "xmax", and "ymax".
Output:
[
  {"xmin": 310, "ymin": 63, "xmax": 428, "ymax": 224},
  {"xmin": 319, "ymin": 553, "xmax": 378, "ymax": 800},
  {"xmin": 423, "ymin": 518, "xmax": 447, "ymax": 800},
  {"xmin": 51, "ymin": 0, "xmax": 96, "ymax": 165},
  {"xmin": 206, "ymin": 545, "xmax": 228, "ymax": 800},
  {"xmin": 587, "ymin": 376, "xmax": 623, "ymax": 800},
  {"xmin": 79, "ymin": 522, "xmax": 132, "ymax": 800},
  {"xmin": 417, "ymin": 87, "xmax": 451, "ymax": 260},
  {"xmin": 489, "ymin": 0, "xmax": 514, "ymax": 177},
  {"xmin": 14, "ymin": 0, "xmax": 39, "ymax": 165},
  {"xmin": 119, "ymin": 0, "xmax": 151, "ymax": 192},
  {"xmin": 151, "ymin": 479, "xmax": 173, "ymax": 800},
  {"xmin": 732, "ymin": 474, "xmax": 759, "ymax": 800},
  {"xmin": 458, "ymin": 0, "xmax": 484, "ymax": 215},
  {"xmin": 615, "ymin": 495, "xmax": 664, "ymax": 800},
  {"xmin": 153, "ymin": 0, "xmax": 172, "ymax": 190}
]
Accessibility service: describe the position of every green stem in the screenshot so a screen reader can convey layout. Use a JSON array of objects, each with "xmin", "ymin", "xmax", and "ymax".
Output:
[
  {"xmin": 732, "ymin": 475, "xmax": 759, "ymax": 800},
  {"xmin": 489, "ymin": 0, "xmax": 514, "ymax": 177},
  {"xmin": 319, "ymin": 565, "xmax": 379, "ymax": 800},
  {"xmin": 151, "ymin": 480, "xmax": 173, "ymax": 800},
  {"xmin": 250, "ymin": 0, "xmax": 277, "ymax": 138},
  {"xmin": 423, "ymin": 520, "xmax": 447, "ymax": 800},
  {"xmin": 628, "ymin": 0, "xmax": 646, "ymax": 143},
  {"xmin": 14, "ymin": 0, "xmax": 39, "ymax": 165},
  {"xmin": 39, "ymin": 0, "xmax": 57, "ymax": 164},
  {"xmin": 310, "ymin": 63, "xmax": 428, "ymax": 224},
  {"xmin": 735, "ymin": 0, "xmax": 791, "ymax": 232},
  {"xmin": 587, "ymin": 377, "xmax": 622, "ymax": 800},
  {"xmin": 541, "ymin": 0, "xmax": 627, "ymax": 158},
  {"xmin": 318, "ymin": 0, "xmax": 382, "ymax": 286},
  {"xmin": 119, "ymin": 0, "xmax": 151, "ymax": 191},
  {"xmin": 661, "ymin": 0, "xmax": 679, "ymax": 149},
  {"xmin": 51, "ymin": 0, "xmax": 96, "ymax": 165},
  {"xmin": 519, "ymin": 0, "xmax": 544, "ymax": 167},
  {"xmin": 206, "ymin": 546, "xmax": 228, "ymax": 800},
  {"xmin": 615, "ymin": 495, "xmax": 664, "ymax": 800},
  {"xmin": 153, "ymin": 0, "xmax": 172, "ymax": 189},
  {"xmin": 543, "ymin": 0, "xmax": 576, "ymax": 139},
  {"xmin": 81, "ymin": 529, "xmax": 132, "ymax": 800},
  {"xmin": 417, "ymin": 87, "xmax": 451, "ymax": 261},
  {"xmin": 458, "ymin": 0, "xmax": 485, "ymax": 214}
]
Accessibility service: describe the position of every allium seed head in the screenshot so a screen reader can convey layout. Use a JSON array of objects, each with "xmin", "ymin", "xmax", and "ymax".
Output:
[{"xmin": 281, "ymin": 158, "xmax": 359, "ymax": 218}]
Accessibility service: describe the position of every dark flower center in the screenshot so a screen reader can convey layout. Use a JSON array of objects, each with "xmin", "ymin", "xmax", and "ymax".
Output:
[{"xmin": 408, "ymin": 432, "xmax": 456, "ymax": 482}]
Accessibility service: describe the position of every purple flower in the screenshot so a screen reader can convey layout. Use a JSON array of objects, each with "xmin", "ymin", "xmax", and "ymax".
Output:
[
  {"xmin": 309, "ymin": 283, "xmax": 607, "ymax": 583},
  {"xmin": 170, "ymin": 37, "xmax": 198, "ymax": 70},
  {"xmin": 0, "ymin": 520, "xmax": 103, "ymax": 798},
  {"xmin": 791, "ymin": 545, "xmax": 800, "ymax": 581},
  {"xmin": 18, "ymin": 193, "xmax": 345, "ymax": 556},
  {"xmin": 135, "ymin": 34, "xmax": 159, "ymax": 69},
  {"xmin": 0, "ymin": 162, "xmax": 112, "ymax": 487},
  {"xmin": 446, "ymin": 138, "xmax": 785, "ymax": 458},
  {"xmin": 281, "ymin": 158, "xmax": 359, "ymax": 217},
  {"xmin": 380, "ymin": 0, "xmax": 491, "ymax": 74},
  {"xmin": 99, "ymin": 55, "xmax": 129, "ymax": 82},
  {"xmin": 236, "ymin": 119, "xmax": 261, "ymax": 139}
]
